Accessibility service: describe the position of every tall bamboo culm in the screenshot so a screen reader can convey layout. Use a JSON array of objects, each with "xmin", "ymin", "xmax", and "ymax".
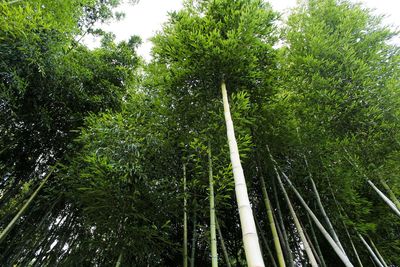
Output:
[{"xmin": 221, "ymin": 80, "xmax": 264, "ymax": 267}]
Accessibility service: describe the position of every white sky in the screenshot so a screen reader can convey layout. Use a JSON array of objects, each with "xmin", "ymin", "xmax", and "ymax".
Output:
[{"xmin": 84, "ymin": 0, "xmax": 400, "ymax": 61}]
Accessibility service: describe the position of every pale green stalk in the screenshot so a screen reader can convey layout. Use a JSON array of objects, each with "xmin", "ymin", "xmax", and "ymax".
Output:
[
  {"xmin": 358, "ymin": 234, "xmax": 384, "ymax": 267},
  {"xmin": 115, "ymin": 252, "xmax": 123, "ymax": 267},
  {"xmin": 368, "ymin": 237, "xmax": 388, "ymax": 267},
  {"xmin": 216, "ymin": 216, "xmax": 231, "ymax": 267},
  {"xmin": 268, "ymin": 150, "xmax": 353, "ymax": 267},
  {"xmin": 208, "ymin": 145, "xmax": 218, "ymax": 267},
  {"xmin": 380, "ymin": 179, "xmax": 400, "ymax": 211},
  {"xmin": 259, "ymin": 172, "xmax": 286, "ymax": 267},
  {"xmin": 273, "ymin": 167, "xmax": 317, "ymax": 267}
]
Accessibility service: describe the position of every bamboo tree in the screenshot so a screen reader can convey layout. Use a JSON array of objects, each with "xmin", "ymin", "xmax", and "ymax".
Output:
[
  {"xmin": 368, "ymin": 237, "xmax": 388, "ymax": 267},
  {"xmin": 380, "ymin": 179, "xmax": 400, "ymax": 210},
  {"xmin": 115, "ymin": 252, "xmax": 123, "ymax": 267},
  {"xmin": 358, "ymin": 234, "xmax": 384, "ymax": 267},
  {"xmin": 216, "ymin": 216, "xmax": 231, "ymax": 267},
  {"xmin": 0, "ymin": 167, "xmax": 55, "ymax": 244},
  {"xmin": 257, "ymin": 163, "xmax": 285, "ymax": 266},
  {"xmin": 344, "ymin": 150, "xmax": 400, "ymax": 218},
  {"xmin": 367, "ymin": 180, "xmax": 400, "ymax": 218},
  {"xmin": 221, "ymin": 80, "xmax": 264, "ymax": 267},
  {"xmin": 268, "ymin": 150, "xmax": 353, "ymax": 267},
  {"xmin": 278, "ymin": 169, "xmax": 353, "ymax": 266},
  {"xmin": 325, "ymin": 173, "xmax": 364, "ymax": 267},
  {"xmin": 273, "ymin": 169, "xmax": 318, "ymax": 267},
  {"xmin": 306, "ymin": 213, "xmax": 327, "ymax": 267},
  {"xmin": 183, "ymin": 163, "xmax": 188, "ymax": 267},
  {"xmin": 302, "ymin": 222, "xmax": 323, "ymax": 267},
  {"xmin": 208, "ymin": 145, "xmax": 218, "ymax": 267},
  {"xmin": 298, "ymin": 129, "xmax": 346, "ymax": 253},
  {"xmin": 272, "ymin": 177, "xmax": 293, "ymax": 267},
  {"xmin": 255, "ymin": 217, "xmax": 278, "ymax": 267},
  {"xmin": 190, "ymin": 202, "xmax": 197, "ymax": 267}
]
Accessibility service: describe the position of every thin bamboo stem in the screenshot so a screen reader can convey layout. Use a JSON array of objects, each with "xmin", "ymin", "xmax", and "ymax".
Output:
[
  {"xmin": 208, "ymin": 145, "xmax": 218, "ymax": 267},
  {"xmin": 216, "ymin": 216, "xmax": 231, "ymax": 267},
  {"xmin": 306, "ymin": 213, "xmax": 327, "ymax": 267},
  {"xmin": 259, "ymin": 173, "xmax": 286, "ymax": 267},
  {"xmin": 358, "ymin": 234, "xmax": 384, "ymax": 267},
  {"xmin": 115, "ymin": 252, "xmax": 123, "ymax": 267},
  {"xmin": 183, "ymin": 164, "xmax": 188, "ymax": 267},
  {"xmin": 273, "ymin": 169, "xmax": 318, "ymax": 267},
  {"xmin": 272, "ymin": 177, "xmax": 293, "ymax": 267},
  {"xmin": 368, "ymin": 237, "xmax": 388, "ymax": 267},
  {"xmin": 368, "ymin": 180, "xmax": 400, "ymax": 218}
]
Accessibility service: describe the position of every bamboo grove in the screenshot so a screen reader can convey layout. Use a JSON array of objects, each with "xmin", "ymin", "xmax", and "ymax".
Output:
[{"xmin": 1, "ymin": 0, "xmax": 399, "ymax": 266}]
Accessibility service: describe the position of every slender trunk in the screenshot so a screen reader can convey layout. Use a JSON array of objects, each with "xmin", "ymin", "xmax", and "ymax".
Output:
[
  {"xmin": 342, "ymin": 222, "xmax": 363, "ymax": 267},
  {"xmin": 358, "ymin": 234, "xmax": 384, "ymax": 267},
  {"xmin": 259, "ymin": 173, "xmax": 286, "ymax": 267},
  {"xmin": 273, "ymin": 169, "xmax": 318, "ymax": 267},
  {"xmin": 216, "ymin": 217, "xmax": 231, "ymax": 267},
  {"xmin": 303, "ymin": 223, "xmax": 323, "ymax": 267},
  {"xmin": 367, "ymin": 180, "xmax": 400, "ymax": 218},
  {"xmin": 327, "ymin": 174, "xmax": 364, "ymax": 267},
  {"xmin": 190, "ymin": 204, "xmax": 197, "ymax": 267},
  {"xmin": 307, "ymin": 213, "xmax": 327, "ymax": 267},
  {"xmin": 368, "ymin": 237, "xmax": 388, "ymax": 267},
  {"xmin": 309, "ymin": 176, "xmax": 346, "ymax": 252},
  {"xmin": 379, "ymin": 179, "xmax": 400, "ymax": 211},
  {"xmin": 280, "ymin": 170, "xmax": 353, "ymax": 266},
  {"xmin": 115, "ymin": 252, "xmax": 123, "ymax": 267},
  {"xmin": 208, "ymin": 145, "xmax": 218, "ymax": 267},
  {"xmin": 268, "ymin": 151, "xmax": 353, "ymax": 267},
  {"xmin": 221, "ymin": 80, "xmax": 264, "ymax": 267},
  {"xmin": 255, "ymin": 218, "xmax": 278, "ymax": 267},
  {"xmin": 272, "ymin": 177, "xmax": 293, "ymax": 267},
  {"xmin": 0, "ymin": 168, "xmax": 55, "ymax": 244},
  {"xmin": 299, "ymin": 142, "xmax": 346, "ymax": 253},
  {"xmin": 183, "ymin": 164, "xmax": 188, "ymax": 267}
]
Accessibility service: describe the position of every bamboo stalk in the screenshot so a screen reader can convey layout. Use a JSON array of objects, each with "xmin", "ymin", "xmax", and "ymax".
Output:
[
  {"xmin": 273, "ymin": 168, "xmax": 318, "ymax": 267},
  {"xmin": 268, "ymin": 149, "xmax": 353, "ymax": 267},
  {"xmin": 368, "ymin": 237, "xmax": 388, "ymax": 267},
  {"xmin": 0, "ymin": 167, "xmax": 55, "ymax": 244},
  {"xmin": 115, "ymin": 252, "xmax": 123, "ymax": 267},
  {"xmin": 221, "ymin": 80, "xmax": 264, "ymax": 267},
  {"xmin": 367, "ymin": 180, "xmax": 400, "ymax": 218},
  {"xmin": 183, "ymin": 164, "xmax": 188, "ymax": 267},
  {"xmin": 216, "ymin": 216, "xmax": 231, "ymax": 267},
  {"xmin": 272, "ymin": 177, "xmax": 294, "ymax": 267},
  {"xmin": 190, "ymin": 203, "xmax": 197, "ymax": 267},
  {"xmin": 358, "ymin": 234, "xmax": 384, "ymax": 267},
  {"xmin": 380, "ymin": 179, "xmax": 400, "ymax": 210},
  {"xmin": 255, "ymin": 218, "xmax": 278, "ymax": 267},
  {"xmin": 306, "ymin": 213, "xmax": 327, "ymax": 267},
  {"xmin": 208, "ymin": 145, "xmax": 218, "ymax": 267},
  {"xmin": 259, "ymin": 173, "xmax": 286, "ymax": 267}
]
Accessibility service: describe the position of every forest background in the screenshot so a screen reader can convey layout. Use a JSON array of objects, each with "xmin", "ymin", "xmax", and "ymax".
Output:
[{"xmin": 0, "ymin": 0, "xmax": 399, "ymax": 266}]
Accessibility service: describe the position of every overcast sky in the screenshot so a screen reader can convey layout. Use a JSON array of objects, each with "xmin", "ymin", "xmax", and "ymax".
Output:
[{"xmin": 84, "ymin": 0, "xmax": 400, "ymax": 61}]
